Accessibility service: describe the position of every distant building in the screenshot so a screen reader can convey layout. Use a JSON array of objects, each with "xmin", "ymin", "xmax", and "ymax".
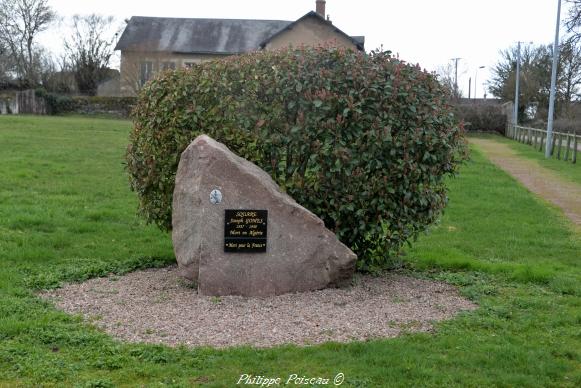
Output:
[{"xmin": 114, "ymin": 1, "xmax": 364, "ymax": 96}]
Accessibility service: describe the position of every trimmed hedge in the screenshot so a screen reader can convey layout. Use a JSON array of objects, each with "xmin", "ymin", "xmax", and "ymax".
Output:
[
  {"xmin": 35, "ymin": 90, "xmax": 136, "ymax": 117},
  {"xmin": 127, "ymin": 47, "xmax": 467, "ymax": 270},
  {"xmin": 454, "ymin": 103, "xmax": 508, "ymax": 133}
]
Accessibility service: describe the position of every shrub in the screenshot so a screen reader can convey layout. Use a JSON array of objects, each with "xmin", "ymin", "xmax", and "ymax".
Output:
[
  {"xmin": 550, "ymin": 119, "xmax": 581, "ymax": 135},
  {"xmin": 35, "ymin": 89, "xmax": 78, "ymax": 114},
  {"xmin": 35, "ymin": 89, "xmax": 136, "ymax": 117},
  {"xmin": 127, "ymin": 47, "xmax": 467, "ymax": 270},
  {"xmin": 523, "ymin": 119, "xmax": 581, "ymax": 136},
  {"xmin": 454, "ymin": 103, "xmax": 508, "ymax": 133}
]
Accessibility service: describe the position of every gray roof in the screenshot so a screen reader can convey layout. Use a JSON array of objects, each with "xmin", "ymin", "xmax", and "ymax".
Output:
[
  {"xmin": 259, "ymin": 11, "xmax": 364, "ymax": 51},
  {"xmin": 115, "ymin": 16, "xmax": 293, "ymax": 54},
  {"xmin": 351, "ymin": 36, "xmax": 365, "ymax": 47}
]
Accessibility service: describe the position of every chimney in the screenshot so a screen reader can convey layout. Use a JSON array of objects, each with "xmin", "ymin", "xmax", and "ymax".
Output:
[{"xmin": 316, "ymin": 0, "xmax": 326, "ymax": 17}]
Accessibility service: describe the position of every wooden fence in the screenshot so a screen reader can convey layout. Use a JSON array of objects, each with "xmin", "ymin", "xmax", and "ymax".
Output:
[
  {"xmin": 0, "ymin": 90, "xmax": 46, "ymax": 115},
  {"xmin": 506, "ymin": 124, "xmax": 578, "ymax": 164}
]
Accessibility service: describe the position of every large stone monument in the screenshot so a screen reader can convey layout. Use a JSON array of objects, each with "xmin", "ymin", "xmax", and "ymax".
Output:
[{"xmin": 172, "ymin": 135, "xmax": 356, "ymax": 296}]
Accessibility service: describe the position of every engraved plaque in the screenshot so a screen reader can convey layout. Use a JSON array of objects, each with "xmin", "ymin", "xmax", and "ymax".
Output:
[{"xmin": 224, "ymin": 210, "xmax": 268, "ymax": 253}]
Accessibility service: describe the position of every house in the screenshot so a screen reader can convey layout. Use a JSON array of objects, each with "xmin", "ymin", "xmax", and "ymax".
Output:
[{"xmin": 114, "ymin": 0, "xmax": 364, "ymax": 96}]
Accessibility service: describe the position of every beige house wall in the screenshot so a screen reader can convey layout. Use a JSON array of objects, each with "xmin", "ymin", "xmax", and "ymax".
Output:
[
  {"xmin": 119, "ymin": 51, "xmax": 228, "ymax": 96},
  {"xmin": 264, "ymin": 17, "xmax": 356, "ymax": 51}
]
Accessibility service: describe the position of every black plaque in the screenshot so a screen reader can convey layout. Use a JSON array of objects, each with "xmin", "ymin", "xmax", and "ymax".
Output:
[{"xmin": 224, "ymin": 209, "xmax": 268, "ymax": 253}]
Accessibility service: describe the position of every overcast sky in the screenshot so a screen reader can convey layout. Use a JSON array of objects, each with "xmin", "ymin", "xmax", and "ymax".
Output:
[{"xmin": 40, "ymin": 0, "xmax": 570, "ymax": 98}]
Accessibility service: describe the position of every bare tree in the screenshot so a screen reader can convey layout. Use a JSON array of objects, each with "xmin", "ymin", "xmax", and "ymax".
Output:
[
  {"xmin": 566, "ymin": 0, "xmax": 581, "ymax": 42},
  {"xmin": 39, "ymin": 52, "xmax": 76, "ymax": 93},
  {"xmin": 435, "ymin": 63, "xmax": 462, "ymax": 100},
  {"xmin": 0, "ymin": 0, "xmax": 55, "ymax": 86},
  {"xmin": 488, "ymin": 40, "xmax": 581, "ymax": 120},
  {"xmin": 64, "ymin": 14, "xmax": 117, "ymax": 95},
  {"xmin": 0, "ymin": 40, "xmax": 14, "ymax": 84},
  {"xmin": 488, "ymin": 44, "xmax": 552, "ymax": 120},
  {"xmin": 558, "ymin": 38, "xmax": 581, "ymax": 106}
]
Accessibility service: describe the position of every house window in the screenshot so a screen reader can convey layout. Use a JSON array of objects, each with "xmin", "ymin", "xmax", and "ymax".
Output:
[
  {"xmin": 161, "ymin": 61, "xmax": 176, "ymax": 70},
  {"xmin": 139, "ymin": 61, "xmax": 153, "ymax": 86},
  {"xmin": 184, "ymin": 62, "xmax": 196, "ymax": 69}
]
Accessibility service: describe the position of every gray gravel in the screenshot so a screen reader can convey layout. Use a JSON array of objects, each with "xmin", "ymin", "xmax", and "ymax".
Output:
[{"xmin": 40, "ymin": 266, "xmax": 477, "ymax": 348}]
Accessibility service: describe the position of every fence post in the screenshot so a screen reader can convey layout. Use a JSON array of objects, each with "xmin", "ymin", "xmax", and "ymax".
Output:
[
  {"xmin": 565, "ymin": 135, "xmax": 571, "ymax": 161},
  {"xmin": 573, "ymin": 135, "xmax": 578, "ymax": 164},
  {"xmin": 540, "ymin": 132, "xmax": 545, "ymax": 152},
  {"xmin": 557, "ymin": 135, "xmax": 563, "ymax": 159},
  {"xmin": 533, "ymin": 130, "xmax": 538, "ymax": 149},
  {"xmin": 528, "ymin": 128, "xmax": 532, "ymax": 144},
  {"xmin": 550, "ymin": 133, "xmax": 556, "ymax": 156}
]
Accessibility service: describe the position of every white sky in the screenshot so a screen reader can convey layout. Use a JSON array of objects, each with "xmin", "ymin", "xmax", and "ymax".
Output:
[{"xmin": 39, "ymin": 0, "xmax": 570, "ymax": 98}]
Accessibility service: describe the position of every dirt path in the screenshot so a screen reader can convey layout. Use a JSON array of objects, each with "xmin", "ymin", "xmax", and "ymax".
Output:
[{"xmin": 471, "ymin": 138, "xmax": 581, "ymax": 225}]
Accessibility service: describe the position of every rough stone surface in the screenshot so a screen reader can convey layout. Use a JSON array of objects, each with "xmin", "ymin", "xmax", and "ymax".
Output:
[{"xmin": 172, "ymin": 135, "xmax": 357, "ymax": 296}]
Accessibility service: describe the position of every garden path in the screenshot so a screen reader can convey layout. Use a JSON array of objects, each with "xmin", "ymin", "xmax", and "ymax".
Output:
[{"xmin": 471, "ymin": 137, "xmax": 581, "ymax": 226}]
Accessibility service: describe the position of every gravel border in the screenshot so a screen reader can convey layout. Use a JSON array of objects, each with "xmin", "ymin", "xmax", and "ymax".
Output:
[{"xmin": 40, "ymin": 266, "xmax": 477, "ymax": 348}]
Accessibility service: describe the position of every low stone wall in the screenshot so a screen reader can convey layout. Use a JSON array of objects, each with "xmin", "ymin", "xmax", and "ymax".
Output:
[
  {"xmin": 1, "ymin": 90, "xmax": 136, "ymax": 118},
  {"xmin": 36, "ymin": 91, "xmax": 137, "ymax": 118},
  {"xmin": 59, "ymin": 96, "xmax": 136, "ymax": 118}
]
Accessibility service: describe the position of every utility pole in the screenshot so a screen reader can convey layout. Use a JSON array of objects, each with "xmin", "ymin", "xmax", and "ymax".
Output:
[
  {"xmin": 546, "ymin": 0, "xmax": 562, "ymax": 158},
  {"xmin": 451, "ymin": 57, "xmax": 461, "ymax": 98},
  {"xmin": 475, "ymin": 65, "xmax": 485, "ymax": 101},
  {"xmin": 513, "ymin": 42, "xmax": 521, "ymax": 126},
  {"xmin": 468, "ymin": 77, "xmax": 472, "ymax": 99}
]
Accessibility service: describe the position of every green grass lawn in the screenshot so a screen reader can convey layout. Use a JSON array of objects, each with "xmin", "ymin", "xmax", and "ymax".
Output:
[
  {"xmin": 475, "ymin": 133, "xmax": 581, "ymax": 186},
  {"xmin": 0, "ymin": 115, "xmax": 580, "ymax": 387}
]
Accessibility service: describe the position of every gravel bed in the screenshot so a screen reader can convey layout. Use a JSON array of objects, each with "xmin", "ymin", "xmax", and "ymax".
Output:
[{"xmin": 40, "ymin": 266, "xmax": 477, "ymax": 348}]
